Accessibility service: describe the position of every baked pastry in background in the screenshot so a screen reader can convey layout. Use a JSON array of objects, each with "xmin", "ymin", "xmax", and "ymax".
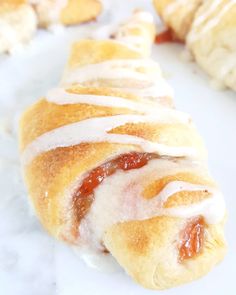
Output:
[
  {"xmin": 0, "ymin": 0, "xmax": 37, "ymax": 54},
  {"xmin": 153, "ymin": 0, "xmax": 236, "ymax": 91},
  {"xmin": 187, "ymin": 0, "xmax": 236, "ymax": 91},
  {"xmin": 153, "ymin": 0, "xmax": 203, "ymax": 41},
  {"xmin": 0, "ymin": 0, "xmax": 102, "ymax": 54},
  {"xmin": 30, "ymin": 0, "xmax": 102, "ymax": 28},
  {"xmin": 19, "ymin": 10, "xmax": 226, "ymax": 290}
]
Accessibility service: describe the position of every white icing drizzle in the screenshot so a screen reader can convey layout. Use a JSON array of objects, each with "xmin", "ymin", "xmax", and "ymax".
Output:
[
  {"xmin": 123, "ymin": 180, "xmax": 225, "ymax": 225},
  {"xmin": 118, "ymin": 11, "xmax": 153, "ymax": 37},
  {"xmin": 115, "ymin": 35, "xmax": 145, "ymax": 48},
  {"xmin": 109, "ymin": 39, "xmax": 145, "ymax": 54},
  {"xmin": 118, "ymin": 24, "xmax": 149, "ymax": 37},
  {"xmin": 132, "ymin": 11, "xmax": 154, "ymax": 23},
  {"xmin": 73, "ymin": 246, "xmax": 121, "ymax": 272},
  {"xmin": 62, "ymin": 59, "xmax": 161, "ymax": 85},
  {"xmin": 188, "ymin": 0, "xmax": 236, "ymax": 43},
  {"xmin": 192, "ymin": 0, "xmax": 222, "ymax": 27},
  {"xmin": 114, "ymin": 36, "xmax": 144, "ymax": 54},
  {"xmin": 119, "ymin": 82, "xmax": 174, "ymax": 99},
  {"xmin": 46, "ymin": 87, "xmax": 173, "ymax": 110},
  {"xmin": 21, "ymin": 114, "xmax": 195, "ymax": 165},
  {"xmin": 62, "ymin": 58, "xmax": 173, "ymax": 99},
  {"xmin": 46, "ymin": 88, "xmax": 159, "ymax": 113},
  {"xmin": 113, "ymin": 11, "xmax": 153, "ymax": 54},
  {"xmin": 152, "ymin": 181, "xmax": 225, "ymax": 224},
  {"xmin": 163, "ymin": 0, "xmax": 189, "ymax": 17}
]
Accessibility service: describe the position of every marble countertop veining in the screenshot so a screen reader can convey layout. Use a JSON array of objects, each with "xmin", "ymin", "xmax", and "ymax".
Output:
[{"xmin": 0, "ymin": 1, "xmax": 236, "ymax": 294}]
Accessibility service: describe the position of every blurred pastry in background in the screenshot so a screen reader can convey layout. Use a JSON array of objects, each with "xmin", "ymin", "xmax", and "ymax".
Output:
[
  {"xmin": 30, "ymin": 0, "xmax": 102, "ymax": 28},
  {"xmin": 0, "ymin": 0, "xmax": 102, "ymax": 54},
  {"xmin": 153, "ymin": 0, "xmax": 236, "ymax": 91},
  {"xmin": 153, "ymin": 0, "xmax": 203, "ymax": 41},
  {"xmin": 0, "ymin": 0, "xmax": 37, "ymax": 54}
]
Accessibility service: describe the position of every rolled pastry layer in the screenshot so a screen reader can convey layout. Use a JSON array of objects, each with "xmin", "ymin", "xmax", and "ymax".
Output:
[
  {"xmin": 153, "ymin": 0, "xmax": 236, "ymax": 91},
  {"xmin": 20, "ymin": 10, "xmax": 226, "ymax": 290}
]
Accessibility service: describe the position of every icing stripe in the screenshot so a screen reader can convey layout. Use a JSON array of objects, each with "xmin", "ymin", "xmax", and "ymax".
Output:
[
  {"xmin": 132, "ymin": 11, "xmax": 154, "ymax": 23},
  {"xmin": 163, "ymin": 0, "xmax": 189, "ymax": 17},
  {"xmin": 152, "ymin": 181, "xmax": 225, "ymax": 224},
  {"xmin": 62, "ymin": 59, "xmax": 161, "ymax": 85},
  {"xmin": 109, "ymin": 39, "xmax": 145, "ymax": 54},
  {"xmin": 21, "ymin": 114, "xmax": 196, "ymax": 165},
  {"xmin": 114, "ymin": 11, "xmax": 154, "ymax": 52},
  {"xmin": 115, "ymin": 36, "xmax": 145, "ymax": 47},
  {"xmin": 46, "ymin": 88, "xmax": 156, "ymax": 112},
  {"xmin": 192, "ymin": 0, "xmax": 222, "ymax": 27},
  {"xmin": 117, "ymin": 24, "xmax": 149, "ymax": 37},
  {"xmin": 109, "ymin": 39, "xmax": 146, "ymax": 54},
  {"xmin": 188, "ymin": 0, "xmax": 236, "ymax": 43},
  {"xmin": 61, "ymin": 58, "xmax": 173, "ymax": 98},
  {"xmin": 115, "ymin": 83, "xmax": 173, "ymax": 99},
  {"xmin": 45, "ymin": 87, "xmax": 177, "ymax": 114},
  {"xmin": 126, "ymin": 180, "xmax": 225, "ymax": 224}
]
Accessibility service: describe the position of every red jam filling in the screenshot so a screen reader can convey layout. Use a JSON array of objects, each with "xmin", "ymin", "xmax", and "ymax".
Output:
[
  {"xmin": 73, "ymin": 152, "xmax": 158, "ymax": 222},
  {"xmin": 179, "ymin": 216, "xmax": 205, "ymax": 261},
  {"xmin": 155, "ymin": 29, "xmax": 182, "ymax": 44},
  {"xmin": 73, "ymin": 153, "xmax": 205, "ymax": 257}
]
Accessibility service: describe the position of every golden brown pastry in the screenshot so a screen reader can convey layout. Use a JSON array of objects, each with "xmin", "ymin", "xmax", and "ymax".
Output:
[
  {"xmin": 0, "ymin": 0, "xmax": 37, "ymax": 54},
  {"xmin": 30, "ymin": 0, "xmax": 102, "ymax": 28},
  {"xmin": 153, "ymin": 0, "xmax": 236, "ymax": 91},
  {"xmin": 19, "ymin": 10, "xmax": 226, "ymax": 290}
]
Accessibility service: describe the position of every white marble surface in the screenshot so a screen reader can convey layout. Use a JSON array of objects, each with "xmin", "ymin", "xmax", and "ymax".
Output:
[{"xmin": 0, "ymin": 0, "xmax": 235, "ymax": 294}]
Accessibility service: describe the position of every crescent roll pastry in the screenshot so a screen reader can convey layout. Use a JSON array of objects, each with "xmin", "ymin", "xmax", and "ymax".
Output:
[
  {"xmin": 19, "ymin": 10, "xmax": 226, "ymax": 290},
  {"xmin": 153, "ymin": 0, "xmax": 236, "ymax": 91},
  {"xmin": 30, "ymin": 0, "xmax": 102, "ymax": 28},
  {"xmin": 0, "ymin": 0, "xmax": 37, "ymax": 54}
]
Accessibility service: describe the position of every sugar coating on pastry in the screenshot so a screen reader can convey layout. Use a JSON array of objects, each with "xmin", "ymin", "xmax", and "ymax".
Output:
[
  {"xmin": 0, "ymin": 0, "xmax": 37, "ymax": 54},
  {"xmin": 187, "ymin": 0, "xmax": 236, "ymax": 91},
  {"xmin": 30, "ymin": 0, "xmax": 102, "ymax": 28}
]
